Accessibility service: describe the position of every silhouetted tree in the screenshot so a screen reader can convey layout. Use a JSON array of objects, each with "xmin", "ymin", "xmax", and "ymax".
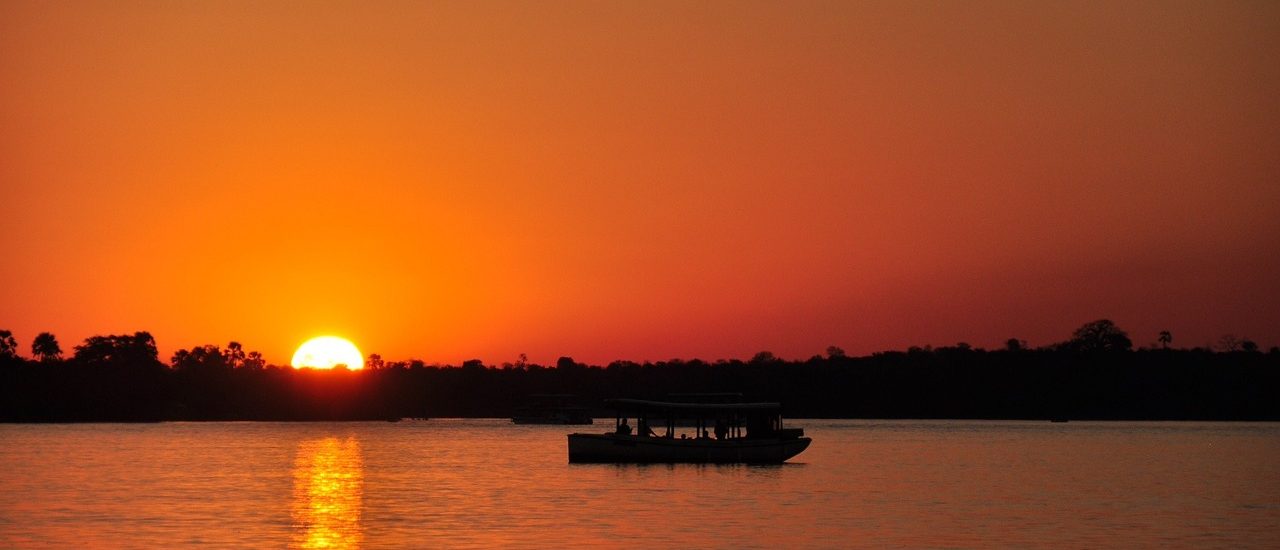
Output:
[
  {"xmin": 1218, "ymin": 334, "xmax": 1242, "ymax": 352},
  {"xmin": 1005, "ymin": 338, "xmax": 1026, "ymax": 352},
  {"xmin": 1158, "ymin": 330, "xmax": 1172, "ymax": 349},
  {"xmin": 826, "ymin": 346, "xmax": 846, "ymax": 359},
  {"xmin": 171, "ymin": 345, "xmax": 229, "ymax": 371},
  {"xmin": 73, "ymin": 331, "xmax": 160, "ymax": 366},
  {"xmin": 462, "ymin": 358, "xmax": 485, "ymax": 369},
  {"xmin": 0, "ymin": 330, "xmax": 18, "ymax": 359},
  {"xmin": 57, "ymin": 331, "xmax": 166, "ymax": 421},
  {"xmin": 32, "ymin": 332, "xmax": 61, "ymax": 362},
  {"xmin": 1067, "ymin": 319, "xmax": 1132, "ymax": 352},
  {"xmin": 225, "ymin": 341, "xmax": 246, "ymax": 369},
  {"xmin": 366, "ymin": 353, "xmax": 384, "ymax": 370},
  {"xmin": 750, "ymin": 351, "xmax": 778, "ymax": 364},
  {"xmin": 1242, "ymin": 340, "xmax": 1259, "ymax": 353}
]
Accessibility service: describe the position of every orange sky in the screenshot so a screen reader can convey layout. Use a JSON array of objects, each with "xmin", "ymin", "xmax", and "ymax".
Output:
[{"xmin": 2, "ymin": 1, "xmax": 1278, "ymax": 365}]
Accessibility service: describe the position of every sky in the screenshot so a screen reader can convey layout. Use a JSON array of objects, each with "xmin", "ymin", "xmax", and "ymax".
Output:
[{"xmin": 2, "ymin": 1, "xmax": 1278, "ymax": 366}]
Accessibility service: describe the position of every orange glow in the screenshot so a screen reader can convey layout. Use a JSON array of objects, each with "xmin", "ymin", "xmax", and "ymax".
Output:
[
  {"xmin": 292, "ymin": 437, "xmax": 363, "ymax": 549},
  {"xmin": 1, "ymin": 2, "xmax": 1277, "ymax": 363},
  {"xmin": 292, "ymin": 337, "xmax": 364, "ymax": 370}
]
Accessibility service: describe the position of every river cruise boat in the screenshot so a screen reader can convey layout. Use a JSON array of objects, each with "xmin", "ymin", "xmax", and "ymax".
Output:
[{"xmin": 567, "ymin": 398, "xmax": 810, "ymax": 464}]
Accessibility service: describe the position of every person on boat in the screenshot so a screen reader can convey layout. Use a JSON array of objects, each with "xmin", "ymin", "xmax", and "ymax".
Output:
[
  {"xmin": 637, "ymin": 418, "xmax": 655, "ymax": 437},
  {"xmin": 714, "ymin": 419, "xmax": 727, "ymax": 440},
  {"xmin": 616, "ymin": 418, "xmax": 632, "ymax": 436},
  {"xmin": 699, "ymin": 428, "xmax": 710, "ymax": 439}
]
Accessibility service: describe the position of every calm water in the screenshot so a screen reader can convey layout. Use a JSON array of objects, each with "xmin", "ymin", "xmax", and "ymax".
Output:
[{"xmin": 1, "ymin": 420, "xmax": 1277, "ymax": 548}]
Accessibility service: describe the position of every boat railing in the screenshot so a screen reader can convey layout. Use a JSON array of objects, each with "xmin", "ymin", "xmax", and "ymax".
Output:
[{"xmin": 602, "ymin": 398, "xmax": 802, "ymax": 441}]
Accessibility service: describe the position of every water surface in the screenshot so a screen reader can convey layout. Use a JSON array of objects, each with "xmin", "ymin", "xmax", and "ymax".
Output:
[{"xmin": 1, "ymin": 420, "xmax": 1276, "ymax": 548}]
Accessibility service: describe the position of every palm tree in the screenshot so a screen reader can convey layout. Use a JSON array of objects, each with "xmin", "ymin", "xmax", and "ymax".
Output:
[
  {"xmin": 32, "ymin": 332, "xmax": 62, "ymax": 362},
  {"xmin": 0, "ymin": 330, "xmax": 17, "ymax": 358},
  {"xmin": 1158, "ymin": 331, "xmax": 1172, "ymax": 350}
]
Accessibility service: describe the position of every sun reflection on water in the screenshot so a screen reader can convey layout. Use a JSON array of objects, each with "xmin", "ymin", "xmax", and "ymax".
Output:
[{"xmin": 291, "ymin": 437, "xmax": 364, "ymax": 549}]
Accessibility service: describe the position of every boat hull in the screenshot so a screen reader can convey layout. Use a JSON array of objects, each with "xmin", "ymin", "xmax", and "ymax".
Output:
[{"xmin": 567, "ymin": 433, "xmax": 811, "ymax": 464}]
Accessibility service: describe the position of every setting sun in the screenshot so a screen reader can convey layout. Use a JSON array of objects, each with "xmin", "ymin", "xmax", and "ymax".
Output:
[{"xmin": 291, "ymin": 337, "xmax": 365, "ymax": 370}]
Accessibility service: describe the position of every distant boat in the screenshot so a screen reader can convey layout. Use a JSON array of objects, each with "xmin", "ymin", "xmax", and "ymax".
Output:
[
  {"xmin": 512, "ymin": 394, "xmax": 594, "ymax": 425},
  {"xmin": 568, "ymin": 398, "xmax": 811, "ymax": 464}
]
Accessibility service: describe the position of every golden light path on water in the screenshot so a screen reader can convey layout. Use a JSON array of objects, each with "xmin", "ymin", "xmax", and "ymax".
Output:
[{"xmin": 291, "ymin": 438, "xmax": 364, "ymax": 549}]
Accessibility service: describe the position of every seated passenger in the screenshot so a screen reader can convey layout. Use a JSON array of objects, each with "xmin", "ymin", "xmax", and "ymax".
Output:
[{"xmin": 616, "ymin": 419, "xmax": 632, "ymax": 435}]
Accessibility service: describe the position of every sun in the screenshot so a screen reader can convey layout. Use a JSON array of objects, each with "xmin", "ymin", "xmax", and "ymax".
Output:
[{"xmin": 291, "ymin": 336, "xmax": 365, "ymax": 370}]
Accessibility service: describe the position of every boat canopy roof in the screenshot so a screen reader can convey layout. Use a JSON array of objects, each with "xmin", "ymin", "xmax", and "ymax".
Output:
[{"xmin": 604, "ymin": 398, "xmax": 782, "ymax": 412}]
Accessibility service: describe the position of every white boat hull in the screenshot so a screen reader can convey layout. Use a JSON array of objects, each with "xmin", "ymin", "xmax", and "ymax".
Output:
[{"xmin": 568, "ymin": 433, "xmax": 811, "ymax": 464}]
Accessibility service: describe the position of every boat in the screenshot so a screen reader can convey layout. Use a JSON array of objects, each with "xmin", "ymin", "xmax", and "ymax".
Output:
[
  {"xmin": 662, "ymin": 393, "xmax": 744, "ymax": 427},
  {"xmin": 567, "ymin": 398, "xmax": 811, "ymax": 464},
  {"xmin": 512, "ymin": 394, "xmax": 594, "ymax": 425}
]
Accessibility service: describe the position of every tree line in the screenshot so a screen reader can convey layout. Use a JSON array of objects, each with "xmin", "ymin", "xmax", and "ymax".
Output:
[{"xmin": 0, "ymin": 320, "xmax": 1276, "ymax": 422}]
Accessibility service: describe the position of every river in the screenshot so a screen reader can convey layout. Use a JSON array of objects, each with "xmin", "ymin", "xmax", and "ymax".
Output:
[{"xmin": 1, "ymin": 420, "xmax": 1276, "ymax": 548}]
